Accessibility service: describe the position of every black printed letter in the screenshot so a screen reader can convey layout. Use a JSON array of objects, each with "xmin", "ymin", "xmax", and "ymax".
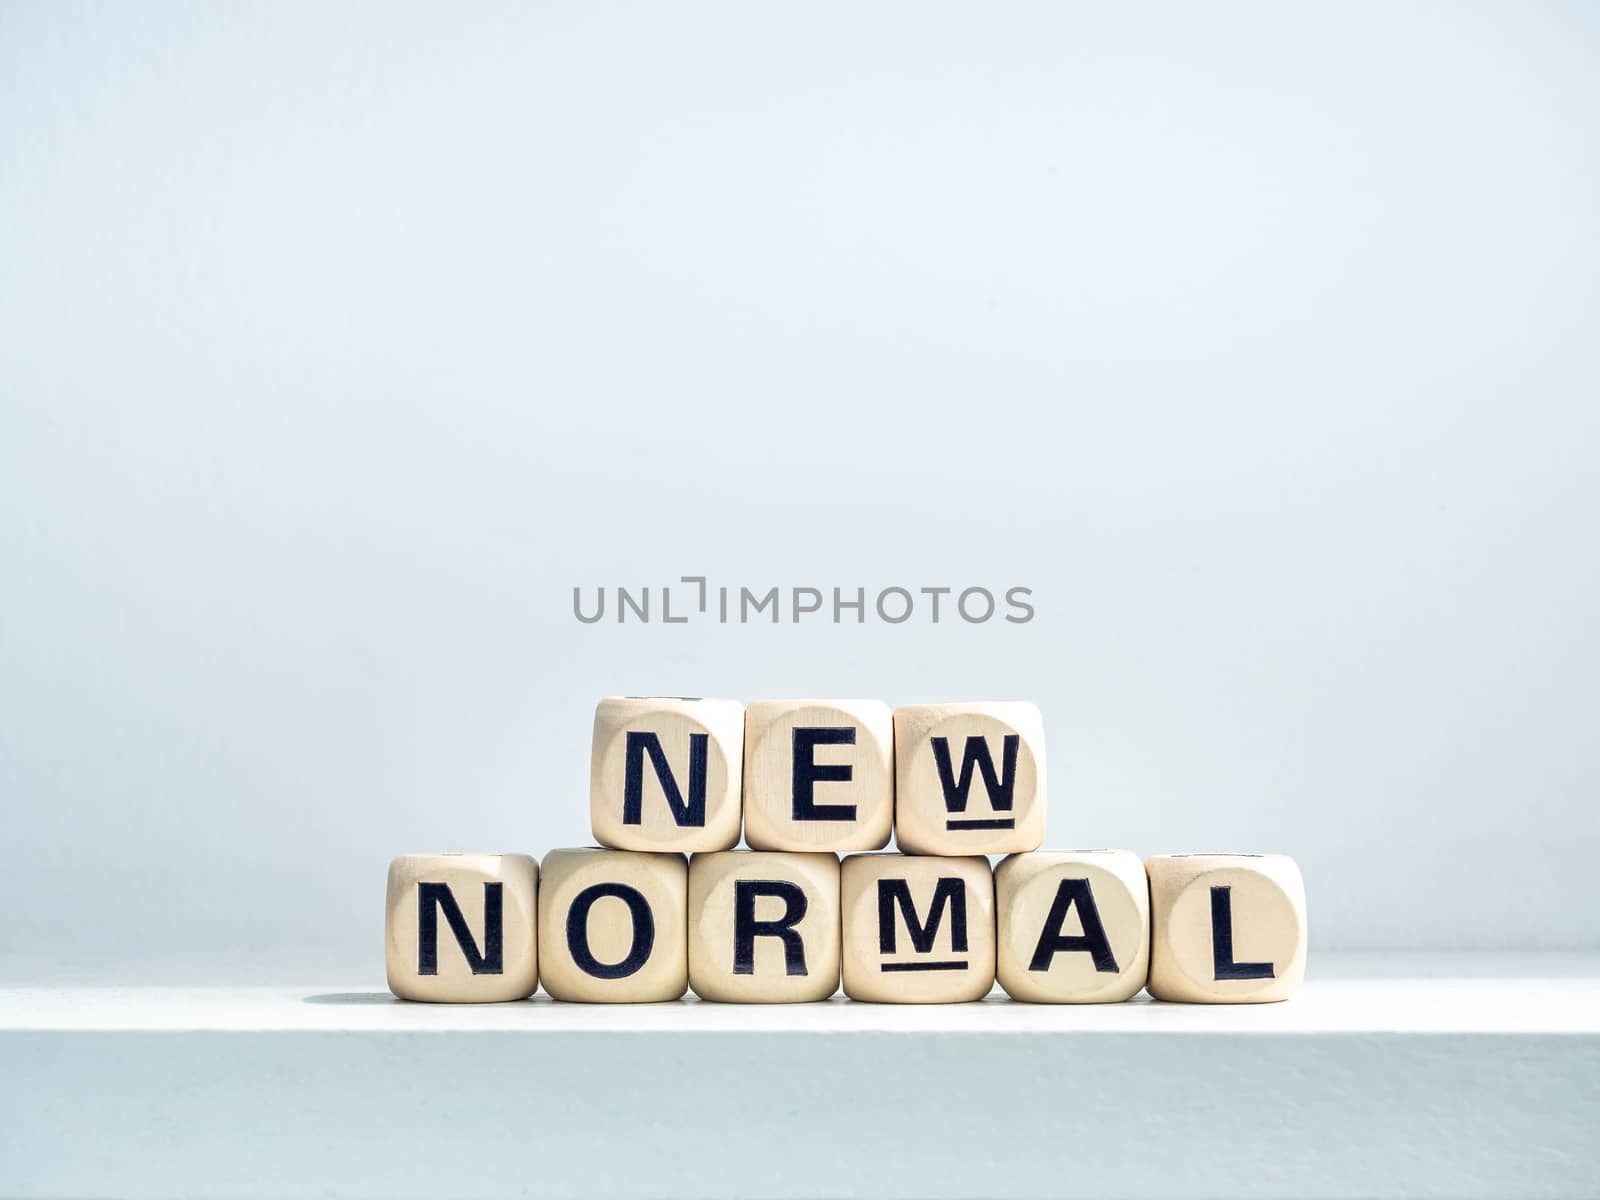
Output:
[
  {"xmin": 1028, "ymin": 878, "xmax": 1119, "ymax": 973},
  {"xmin": 567, "ymin": 883, "xmax": 655, "ymax": 979},
  {"xmin": 878, "ymin": 878, "xmax": 968, "ymax": 954},
  {"xmin": 930, "ymin": 734, "xmax": 1019, "ymax": 826},
  {"xmin": 417, "ymin": 882, "xmax": 503, "ymax": 975},
  {"xmin": 792, "ymin": 727, "xmax": 856, "ymax": 822},
  {"xmin": 733, "ymin": 880, "xmax": 809, "ymax": 975},
  {"xmin": 1211, "ymin": 886, "xmax": 1274, "ymax": 980},
  {"xmin": 622, "ymin": 730, "xmax": 708, "ymax": 827}
]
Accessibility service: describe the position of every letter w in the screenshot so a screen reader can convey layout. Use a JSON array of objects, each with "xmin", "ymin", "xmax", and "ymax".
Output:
[{"xmin": 930, "ymin": 735, "xmax": 1018, "ymax": 813}]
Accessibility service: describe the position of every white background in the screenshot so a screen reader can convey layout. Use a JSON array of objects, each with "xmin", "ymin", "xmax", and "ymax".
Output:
[{"xmin": 2, "ymin": 2, "xmax": 1596, "ymax": 962}]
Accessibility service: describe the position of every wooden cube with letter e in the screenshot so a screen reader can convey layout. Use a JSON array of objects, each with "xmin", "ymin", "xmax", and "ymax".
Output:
[{"xmin": 743, "ymin": 699, "xmax": 894, "ymax": 852}]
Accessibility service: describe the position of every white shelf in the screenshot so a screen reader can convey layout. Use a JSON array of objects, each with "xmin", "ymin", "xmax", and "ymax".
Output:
[{"xmin": 3, "ymin": 953, "xmax": 1597, "ymax": 1199}]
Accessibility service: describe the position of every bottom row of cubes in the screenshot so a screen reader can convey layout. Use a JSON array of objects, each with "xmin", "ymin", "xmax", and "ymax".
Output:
[{"xmin": 385, "ymin": 848, "xmax": 1308, "ymax": 1005}]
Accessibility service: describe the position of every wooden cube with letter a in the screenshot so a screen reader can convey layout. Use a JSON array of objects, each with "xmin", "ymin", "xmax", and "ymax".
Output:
[
  {"xmin": 385, "ymin": 853, "xmax": 539, "ymax": 1002},
  {"xmin": 893, "ymin": 702, "xmax": 1046, "ymax": 856},
  {"xmin": 688, "ymin": 850, "xmax": 840, "ymax": 1002},
  {"xmin": 840, "ymin": 853, "xmax": 995, "ymax": 1003},
  {"xmin": 1146, "ymin": 853, "xmax": 1307, "ymax": 1003},
  {"xmin": 996, "ymin": 849, "xmax": 1149, "ymax": 1003},
  {"xmin": 591, "ymin": 697, "xmax": 744, "ymax": 852},
  {"xmin": 537, "ymin": 848, "xmax": 688, "ymax": 1002},
  {"xmin": 743, "ymin": 699, "xmax": 894, "ymax": 852}
]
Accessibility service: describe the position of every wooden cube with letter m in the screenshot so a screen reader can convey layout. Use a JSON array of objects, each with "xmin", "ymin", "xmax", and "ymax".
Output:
[{"xmin": 841, "ymin": 853, "xmax": 994, "ymax": 1002}]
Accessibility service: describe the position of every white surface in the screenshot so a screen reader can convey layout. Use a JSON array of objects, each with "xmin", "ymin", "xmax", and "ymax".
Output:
[
  {"xmin": 5, "ymin": 970, "xmax": 1600, "ymax": 1034},
  {"xmin": 3, "ymin": 954, "xmax": 1597, "ymax": 1199},
  {"xmin": 3, "ymin": 3, "xmax": 1599, "ymax": 962}
]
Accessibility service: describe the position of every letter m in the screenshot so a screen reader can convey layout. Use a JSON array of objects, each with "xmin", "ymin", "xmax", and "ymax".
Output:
[{"xmin": 878, "ymin": 878, "xmax": 968, "ymax": 954}]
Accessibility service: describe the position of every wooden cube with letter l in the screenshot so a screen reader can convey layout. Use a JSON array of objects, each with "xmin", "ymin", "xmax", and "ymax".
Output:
[
  {"xmin": 840, "ymin": 853, "xmax": 995, "ymax": 1003},
  {"xmin": 688, "ymin": 850, "xmax": 841, "ymax": 1002},
  {"xmin": 591, "ymin": 697, "xmax": 745, "ymax": 852},
  {"xmin": 385, "ymin": 852, "xmax": 539, "ymax": 1002},
  {"xmin": 892, "ymin": 702, "xmax": 1046, "ymax": 855},
  {"xmin": 1145, "ymin": 853, "xmax": 1307, "ymax": 1003}
]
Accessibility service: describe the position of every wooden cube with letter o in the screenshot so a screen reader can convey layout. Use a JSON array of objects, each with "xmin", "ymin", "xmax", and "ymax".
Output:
[{"xmin": 537, "ymin": 848, "xmax": 688, "ymax": 1003}]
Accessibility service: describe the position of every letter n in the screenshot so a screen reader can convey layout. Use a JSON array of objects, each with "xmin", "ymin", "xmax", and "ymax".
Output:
[
  {"xmin": 417, "ymin": 882, "xmax": 503, "ymax": 975},
  {"xmin": 623, "ymin": 730, "xmax": 708, "ymax": 826}
]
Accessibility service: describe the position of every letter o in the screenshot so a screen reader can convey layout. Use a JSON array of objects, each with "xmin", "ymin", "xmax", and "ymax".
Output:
[
  {"xmin": 958, "ymin": 587, "xmax": 995, "ymax": 623},
  {"xmin": 876, "ymin": 587, "xmax": 914, "ymax": 624},
  {"xmin": 566, "ymin": 883, "xmax": 655, "ymax": 979}
]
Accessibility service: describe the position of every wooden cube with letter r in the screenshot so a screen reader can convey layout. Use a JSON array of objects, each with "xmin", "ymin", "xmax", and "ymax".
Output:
[
  {"xmin": 591, "ymin": 696, "xmax": 744, "ymax": 852},
  {"xmin": 893, "ymin": 702, "xmax": 1046, "ymax": 855},
  {"xmin": 385, "ymin": 852, "xmax": 539, "ymax": 1002},
  {"xmin": 840, "ymin": 853, "xmax": 995, "ymax": 1003},
  {"xmin": 688, "ymin": 850, "xmax": 840, "ymax": 1002}
]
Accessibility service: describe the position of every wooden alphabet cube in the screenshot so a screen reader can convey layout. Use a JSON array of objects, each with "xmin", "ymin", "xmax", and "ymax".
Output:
[
  {"xmin": 385, "ymin": 853, "xmax": 538, "ymax": 1002},
  {"xmin": 743, "ymin": 699, "xmax": 894, "ymax": 852},
  {"xmin": 537, "ymin": 848, "xmax": 688, "ymax": 1002},
  {"xmin": 1146, "ymin": 853, "xmax": 1307, "ymax": 1003},
  {"xmin": 893, "ymin": 702, "xmax": 1046, "ymax": 855},
  {"xmin": 995, "ymin": 850, "xmax": 1150, "ymax": 1003},
  {"xmin": 840, "ymin": 853, "xmax": 995, "ymax": 1003},
  {"xmin": 688, "ymin": 850, "xmax": 841, "ymax": 1003},
  {"xmin": 591, "ymin": 697, "xmax": 744, "ymax": 852}
]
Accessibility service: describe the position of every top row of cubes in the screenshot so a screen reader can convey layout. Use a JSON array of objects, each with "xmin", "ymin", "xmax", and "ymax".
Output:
[{"xmin": 590, "ymin": 697, "xmax": 1046, "ymax": 856}]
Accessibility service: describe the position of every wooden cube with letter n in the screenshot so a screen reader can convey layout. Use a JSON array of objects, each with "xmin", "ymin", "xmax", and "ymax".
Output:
[
  {"xmin": 591, "ymin": 697, "xmax": 744, "ymax": 852},
  {"xmin": 893, "ymin": 702, "xmax": 1046, "ymax": 855},
  {"xmin": 841, "ymin": 853, "xmax": 994, "ymax": 1003},
  {"xmin": 385, "ymin": 853, "xmax": 539, "ymax": 1002}
]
